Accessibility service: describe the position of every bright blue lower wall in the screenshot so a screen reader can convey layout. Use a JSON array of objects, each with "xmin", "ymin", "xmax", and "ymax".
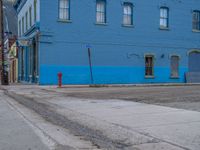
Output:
[
  {"xmin": 38, "ymin": 41, "xmax": 189, "ymax": 85},
  {"xmin": 39, "ymin": 65, "xmax": 187, "ymax": 85}
]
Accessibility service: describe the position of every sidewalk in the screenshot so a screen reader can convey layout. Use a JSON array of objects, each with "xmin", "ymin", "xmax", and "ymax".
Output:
[
  {"xmin": 0, "ymin": 90, "xmax": 49, "ymax": 150},
  {"xmin": 2, "ymin": 85, "xmax": 200, "ymax": 150}
]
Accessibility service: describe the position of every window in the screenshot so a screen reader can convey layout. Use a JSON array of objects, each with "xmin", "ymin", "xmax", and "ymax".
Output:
[
  {"xmin": 96, "ymin": 0, "xmax": 106, "ymax": 24},
  {"xmin": 59, "ymin": 0, "xmax": 70, "ymax": 20},
  {"xmin": 145, "ymin": 56, "xmax": 154, "ymax": 77},
  {"xmin": 25, "ymin": 11, "xmax": 28, "ymax": 31},
  {"xmin": 34, "ymin": 0, "xmax": 37, "ymax": 22},
  {"xmin": 192, "ymin": 10, "xmax": 200, "ymax": 31},
  {"xmin": 29, "ymin": 6, "xmax": 32, "ymax": 27},
  {"xmin": 160, "ymin": 7, "xmax": 169, "ymax": 28},
  {"xmin": 123, "ymin": 3, "xmax": 133, "ymax": 26},
  {"xmin": 171, "ymin": 56, "xmax": 179, "ymax": 78},
  {"xmin": 18, "ymin": 20, "xmax": 21, "ymax": 36},
  {"xmin": 22, "ymin": 17, "xmax": 24, "ymax": 34}
]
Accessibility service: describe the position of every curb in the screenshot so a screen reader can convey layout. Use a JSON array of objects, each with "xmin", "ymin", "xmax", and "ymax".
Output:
[
  {"xmin": 2, "ymin": 83, "xmax": 200, "ymax": 89},
  {"xmin": 89, "ymin": 83, "xmax": 200, "ymax": 88},
  {"xmin": 55, "ymin": 83, "xmax": 200, "ymax": 88}
]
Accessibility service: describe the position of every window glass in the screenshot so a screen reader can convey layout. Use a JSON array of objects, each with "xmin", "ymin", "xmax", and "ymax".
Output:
[
  {"xmin": 29, "ymin": 6, "xmax": 32, "ymax": 27},
  {"xmin": 25, "ymin": 12, "xmax": 28, "ymax": 31},
  {"xmin": 193, "ymin": 11, "xmax": 200, "ymax": 31},
  {"xmin": 96, "ymin": 0, "xmax": 106, "ymax": 23},
  {"xmin": 160, "ymin": 7, "xmax": 169, "ymax": 28},
  {"xmin": 19, "ymin": 20, "xmax": 21, "ymax": 36},
  {"xmin": 34, "ymin": 0, "xmax": 37, "ymax": 22},
  {"xmin": 22, "ymin": 17, "xmax": 24, "ymax": 34},
  {"xmin": 123, "ymin": 3, "xmax": 133, "ymax": 25},
  {"xmin": 59, "ymin": 0, "xmax": 70, "ymax": 20}
]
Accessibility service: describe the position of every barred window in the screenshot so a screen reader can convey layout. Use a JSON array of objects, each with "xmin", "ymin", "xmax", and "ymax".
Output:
[
  {"xmin": 59, "ymin": 0, "xmax": 70, "ymax": 20},
  {"xmin": 123, "ymin": 3, "xmax": 133, "ymax": 25},
  {"xmin": 160, "ymin": 7, "xmax": 169, "ymax": 28},
  {"xmin": 145, "ymin": 56, "xmax": 154, "ymax": 76},
  {"xmin": 96, "ymin": 0, "xmax": 106, "ymax": 23},
  {"xmin": 192, "ymin": 11, "xmax": 200, "ymax": 31}
]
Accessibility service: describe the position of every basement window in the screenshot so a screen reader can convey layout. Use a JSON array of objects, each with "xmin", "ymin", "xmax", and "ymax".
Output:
[
  {"xmin": 145, "ymin": 55, "xmax": 154, "ymax": 77},
  {"xmin": 170, "ymin": 56, "xmax": 179, "ymax": 78}
]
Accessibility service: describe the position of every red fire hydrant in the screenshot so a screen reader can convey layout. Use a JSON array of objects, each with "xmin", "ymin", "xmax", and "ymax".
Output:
[{"xmin": 58, "ymin": 72, "xmax": 62, "ymax": 88}]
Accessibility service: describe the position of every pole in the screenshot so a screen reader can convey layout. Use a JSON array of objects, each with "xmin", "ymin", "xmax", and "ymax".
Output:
[
  {"xmin": 0, "ymin": 0, "xmax": 8, "ymax": 85},
  {"xmin": 88, "ymin": 48, "xmax": 94, "ymax": 84}
]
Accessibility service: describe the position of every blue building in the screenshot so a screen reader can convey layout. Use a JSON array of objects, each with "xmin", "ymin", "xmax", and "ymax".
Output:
[{"xmin": 15, "ymin": 0, "xmax": 200, "ymax": 85}]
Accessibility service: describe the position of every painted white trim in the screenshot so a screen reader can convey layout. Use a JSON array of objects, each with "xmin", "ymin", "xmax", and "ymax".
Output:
[
  {"xmin": 187, "ymin": 49, "xmax": 200, "ymax": 55},
  {"xmin": 168, "ymin": 54, "xmax": 181, "ymax": 59}
]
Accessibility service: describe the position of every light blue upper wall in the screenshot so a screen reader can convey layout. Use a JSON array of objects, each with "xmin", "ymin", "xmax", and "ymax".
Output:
[
  {"xmin": 15, "ymin": 0, "xmax": 200, "ymax": 51},
  {"xmin": 39, "ymin": 0, "xmax": 200, "ymax": 59}
]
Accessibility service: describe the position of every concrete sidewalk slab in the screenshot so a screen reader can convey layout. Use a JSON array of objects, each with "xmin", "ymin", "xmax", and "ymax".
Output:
[{"xmin": 0, "ymin": 91, "xmax": 49, "ymax": 150}]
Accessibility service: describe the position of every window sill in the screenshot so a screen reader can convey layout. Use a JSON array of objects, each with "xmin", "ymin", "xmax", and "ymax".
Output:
[
  {"xmin": 159, "ymin": 27, "xmax": 170, "ymax": 31},
  {"xmin": 192, "ymin": 30, "xmax": 200, "ymax": 33},
  {"xmin": 57, "ymin": 19, "xmax": 72, "ymax": 23},
  {"xmin": 122, "ymin": 24, "xmax": 134, "ymax": 28},
  {"xmin": 145, "ymin": 76, "xmax": 155, "ymax": 79},
  {"xmin": 170, "ymin": 76, "xmax": 180, "ymax": 79},
  {"xmin": 95, "ymin": 22, "xmax": 108, "ymax": 26}
]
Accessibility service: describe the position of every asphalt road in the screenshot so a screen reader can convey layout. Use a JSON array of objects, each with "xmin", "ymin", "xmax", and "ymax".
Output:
[
  {"xmin": 47, "ymin": 85, "xmax": 200, "ymax": 112},
  {"xmin": 2, "ymin": 85, "xmax": 200, "ymax": 150}
]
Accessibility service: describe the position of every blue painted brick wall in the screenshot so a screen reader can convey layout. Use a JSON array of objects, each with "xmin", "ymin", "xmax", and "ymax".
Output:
[{"xmin": 38, "ymin": 0, "xmax": 200, "ymax": 85}]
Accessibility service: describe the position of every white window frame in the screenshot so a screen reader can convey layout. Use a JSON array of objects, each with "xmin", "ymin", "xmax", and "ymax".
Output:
[
  {"xmin": 160, "ymin": 7, "xmax": 169, "ymax": 29},
  {"xmin": 96, "ymin": 0, "xmax": 106, "ymax": 24},
  {"xmin": 123, "ymin": 2, "xmax": 133, "ymax": 26},
  {"xmin": 59, "ymin": 0, "xmax": 70, "ymax": 20}
]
